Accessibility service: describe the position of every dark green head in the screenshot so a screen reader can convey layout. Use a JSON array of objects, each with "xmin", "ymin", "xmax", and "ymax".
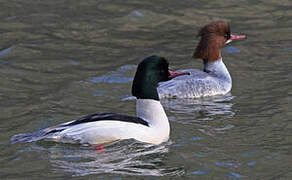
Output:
[{"xmin": 132, "ymin": 55, "xmax": 171, "ymax": 101}]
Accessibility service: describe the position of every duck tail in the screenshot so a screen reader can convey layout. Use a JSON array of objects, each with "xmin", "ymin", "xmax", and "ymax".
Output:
[
  {"xmin": 10, "ymin": 125, "xmax": 66, "ymax": 144},
  {"xmin": 10, "ymin": 131, "xmax": 46, "ymax": 144}
]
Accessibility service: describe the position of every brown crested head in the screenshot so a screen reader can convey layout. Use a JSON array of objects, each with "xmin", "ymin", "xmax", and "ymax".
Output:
[{"xmin": 193, "ymin": 21, "xmax": 231, "ymax": 62}]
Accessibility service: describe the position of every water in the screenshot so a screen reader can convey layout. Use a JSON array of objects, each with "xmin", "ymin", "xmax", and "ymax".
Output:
[{"xmin": 1, "ymin": 0, "xmax": 292, "ymax": 179}]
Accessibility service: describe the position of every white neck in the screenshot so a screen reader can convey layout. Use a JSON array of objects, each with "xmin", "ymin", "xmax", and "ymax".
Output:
[
  {"xmin": 204, "ymin": 58, "xmax": 232, "ymax": 83},
  {"xmin": 136, "ymin": 99, "xmax": 169, "ymax": 129},
  {"xmin": 135, "ymin": 99, "xmax": 170, "ymax": 144}
]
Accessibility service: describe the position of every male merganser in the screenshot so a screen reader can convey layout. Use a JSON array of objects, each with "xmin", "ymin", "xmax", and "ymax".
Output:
[
  {"xmin": 11, "ymin": 56, "xmax": 187, "ymax": 145},
  {"xmin": 158, "ymin": 21, "xmax": 246, "ymax": 98}
]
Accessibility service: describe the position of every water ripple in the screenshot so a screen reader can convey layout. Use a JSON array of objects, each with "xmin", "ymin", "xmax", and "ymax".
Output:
[
  {"xmin": 282, "ymin": 47, "xmax": 292, "ymax": 51},
  {"xmin": 46, "ymin": 141, "xmax": 185, "ymax": 177},
  {"xmin": 91, "ymin": 65, "xmax": 135, "ymax": 84},
  {"xmin": 0, "ymin": 46, "xmax": 14, "ymax": 57},
  {"xmin": 224, "ymin": 46, "xmax": 241, "ymax": 53},
  {"xmin": 227, "ymin": 172, "xmax": 246, "ymax": 178},
  {"xmin": 214, "ymin": 161, "xmax": 241, "ymax": 168},
  {"xmin": 91, "ymin": 75, "xmax": 133, "ymax": 84}
]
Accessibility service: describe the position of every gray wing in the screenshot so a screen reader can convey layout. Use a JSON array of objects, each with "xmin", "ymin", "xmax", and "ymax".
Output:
[{"xmin": 158, "ymin": 69, "xmax": 222, "ymax": 98}]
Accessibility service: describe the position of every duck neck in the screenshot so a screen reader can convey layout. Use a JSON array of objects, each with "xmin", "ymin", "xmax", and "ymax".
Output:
[
  {"xmin": 136, "ymin": 99, "xmax": 169, "ymax": 129},
  {"xmin": 203, "ymin": 58, "xmax": 232, "ymax": 82}
]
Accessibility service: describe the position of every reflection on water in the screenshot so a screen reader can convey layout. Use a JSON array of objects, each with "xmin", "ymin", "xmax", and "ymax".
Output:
[
  {"xmin": 90, "ymin": 65, "xmax": 136, "ymax": 84},
  {"xmin": 161, "ymin": 94, "xmax": 235, "ymax": 137},
  {"xmin": 45, "ymin": 140, "xmax": 184, "ymax": 177},
  {"xmin": 161, "ymin": 94, "xmax": 235, "ymax": 120}
]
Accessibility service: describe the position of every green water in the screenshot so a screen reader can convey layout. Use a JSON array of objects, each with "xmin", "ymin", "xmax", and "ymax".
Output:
[{"xmin": 1, "ymin": 0, "xmax": 292, "ymax": 179}]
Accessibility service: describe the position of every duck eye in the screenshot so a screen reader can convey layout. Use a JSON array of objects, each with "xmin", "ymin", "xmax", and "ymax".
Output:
[{"xmin": 224, "ymin": 33, "xmax": 230, "ymax": 39}]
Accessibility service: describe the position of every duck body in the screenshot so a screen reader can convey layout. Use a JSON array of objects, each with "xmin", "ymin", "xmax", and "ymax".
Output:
[
  {"xmin": 57, "ymin": 99, "xmax": 169, "ymax": 145},
  {"xmin": 12, "ymin": 99, "xmax": 168, "ymax": 145},
  {"xmin": 11, "ymin": 56, "xmax": 184, "ymax": 145},
  {"xmin": 158, "ymin": 58, "xmax": 232, "ymax": 98}
]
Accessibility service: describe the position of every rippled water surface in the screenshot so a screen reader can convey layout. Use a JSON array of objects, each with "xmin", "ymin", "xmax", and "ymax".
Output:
[{"xmin": 1, "ymin": 0, "xmax": 292, "ymax": 179}]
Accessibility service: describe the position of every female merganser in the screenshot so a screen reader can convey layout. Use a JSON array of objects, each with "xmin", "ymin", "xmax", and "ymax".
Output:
[
  {"xmin": 11, "ymin": 56, "xmax": 188, "ymax": 145},
  {"xmin": 158, "ymin": 21, "xmax": 246, "ymax": 98}
]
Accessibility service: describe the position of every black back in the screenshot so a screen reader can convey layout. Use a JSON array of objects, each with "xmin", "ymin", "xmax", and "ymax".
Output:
[
  {"xmin": 63, "ymin": 113, "xmax": 149, "ymax": 127},
  {"xmin": 44, "ymin": 113, "xmax": 149, "ymax": 135}
]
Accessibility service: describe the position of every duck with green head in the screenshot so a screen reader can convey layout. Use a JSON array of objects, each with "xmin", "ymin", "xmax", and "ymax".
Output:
[{"xmin": 11, "ymin": 56, "xmax": 187, "ymax": 145}]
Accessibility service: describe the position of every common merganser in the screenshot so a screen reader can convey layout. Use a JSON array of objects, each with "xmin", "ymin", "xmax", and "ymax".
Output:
[
  {"xmin": 11, "ymin": 56, "xmax": 188, "ymax": 145},
  {"xmin": 158, "ymin": 21, "xmax": 246, "ymax": 98}
]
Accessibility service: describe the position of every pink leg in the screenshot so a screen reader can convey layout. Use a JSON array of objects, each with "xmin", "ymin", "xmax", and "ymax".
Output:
[{"xmin": 91, "ymin": 144, "xmax": 105, "ymax": 151}]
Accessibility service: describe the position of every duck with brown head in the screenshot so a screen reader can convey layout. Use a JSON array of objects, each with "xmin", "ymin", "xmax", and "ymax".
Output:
[{"xmin": 158, "ymin": 21, "xmax": 246, "ymax": 98}]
